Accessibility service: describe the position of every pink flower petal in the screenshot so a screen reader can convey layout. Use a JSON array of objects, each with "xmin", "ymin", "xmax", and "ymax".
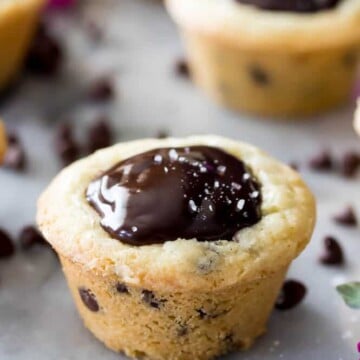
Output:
[{"xmin": 47, "ymin": 0, "xmax": 76, "ymax": 9}]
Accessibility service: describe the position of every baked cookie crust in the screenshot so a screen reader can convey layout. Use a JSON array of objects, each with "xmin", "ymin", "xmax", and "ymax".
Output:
[{"xmin": 37, "ymin": 135, "xmax": 316, "ymax": 292}]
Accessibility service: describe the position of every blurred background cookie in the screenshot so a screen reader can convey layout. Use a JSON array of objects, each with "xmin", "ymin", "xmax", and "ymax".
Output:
[
  {"xmin": 0, "ymin": 120, "xmax": 6, "ymax": 162},
  {"xmin": 166, "ymin": 0, "xmax": 360, "ymax": 118},
  {"xmin": 0, "ymin": 0, "xmax": 46, "ymax": 91}
]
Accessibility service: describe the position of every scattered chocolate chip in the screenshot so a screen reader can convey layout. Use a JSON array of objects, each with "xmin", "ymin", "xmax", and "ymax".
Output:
[
  {"xmin": 289, "ymin": 162, "xmax": 299, "ymax": 171},
  {"xmin": 275, "ymin": 280, "xmax": 307, "ymax": 310},
  {"xmin": 88, "ymin": 77, "xmax": 114, "ymax": 101},
  {"xmin": 141, "ymin": 290, "xmax": 165, "ymax": 309},
  {"xmin": 156, "ymin": 130, "xmax": 169, "ymax": 139},
  {"xmin": 249, "ymin": 65, "xmax": 269, "ymax": 85},
  {"xmin": 333, "ymin": 206, "xmax": 357, "ymax": 227},
  {"xmin": 116, "ymin": 282, "xmax": 129, "ymax": 294},
  {"xmin": 54, "ymin": 123, "xmax": 79, "ymax": 166},
  {"xmin": 308, "ymin": 150, "xmax": 333, "ymax": 171},
  {"xmin": 339, "ymin": 152, "xmax": 360, "ymax": 178},
  {"xmin": 319, "ymin": 236, "xmax": 344, "ymax": 266},
  {"xmin": 175, "ymin": 59, "xmax": 190, "ymax": 78},
  {"xmin": 78, "ymin": 288, "xmax": 99, "ymax": 312},
  {"xmin": 87, "ymin": 116, "xmax": 113, "ymax": 153},
  {"xmin": 19, "ymin": 226, "xmax": 47, "ymax": 250},
  {"xmin": 3, "ymin": 134, "xmax": 26, "ymax": 171},
  {"xmin": 86, "ymin": 21, "xmax": 103, "ymax": 42},
  {"xmin": 0, "ymin": 229, "xmax": 15, "ymax": 259},
  {"xmin": 25, "ymin": 23, "xmax": 63, "ymax": 76}
]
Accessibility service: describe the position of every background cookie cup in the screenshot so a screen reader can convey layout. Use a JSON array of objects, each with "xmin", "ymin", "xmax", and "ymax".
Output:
[
  {"xmin": 166, "ymin": 0, "xmax": 360, "ymax": 118},
  {"xmin": 37, "ymin": 135, "xmax": 316, "ymax": 360},
  {"xmin": 0, "ymin": 0, "xmax": 46, "ymax": 91}
]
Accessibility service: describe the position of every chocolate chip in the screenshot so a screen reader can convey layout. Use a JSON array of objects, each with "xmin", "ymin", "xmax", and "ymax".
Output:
[
  {"xmin": 176, "ymin": 324, "xmax": 188, "ymax": 336},
  {"xmin": 55, "ymin": 123, "xmax": 80, "ymax": 166},
  {"xmin": 196, "ymin": 308, "xmax": 228, "ymax": 320},
  {"xmin": 116, "ymin": 282, "xmax": 129, "ymax": 294},
  {"xmin": 86, "ymin": 21, "xmax": 103, "ymax": 42},
  {"xmin": 308, "ymin": 150, "xmax": 333, "ymax": 171},
  {"xmin": 275, "ymin": 280, "xmax": 307, "ymax": 310},
  {"xmin": 249, "ymin": 65, "xmax": 269, "ymax": 85},
  {"xmin": 25, "ymin": 23, "xmax": 63, "ymax": 76},
  {"xmin": 87, "ymin": 116, "xmax": 113, "ymax": 153},
  {"xmin": 19, "ymin": 226, "xmax": 47, "ymax": 250},
  {"xmin": 0, "ymin": 229, "xmax": 15, "ymax": 259},
  {"xmin": 339, "ymin": 152, "xmax": 360, "ymax": 178},
  {"xmin": 196, "ymin": 308, "xmax": 207, "ymax": 319},
  {"xmin": 289, "ymin": 162, "xmax": 299, "ymax": 171},
  {"xmin": 88, "ymin": 77, "xmax": 114, "ymax": 101},
  {"xmin": 175, "ymin": 59, "xmax": 190, "ymax": 78},
  {"xmin": 3, "ymin": 134, "xmax": 26, "ymax": 171},
  {"xmin": 319, "ymin": 236, "xmax": 344, "ymax": 265},
  {"xmin": 141, "ymin": 290, "xmax": 165, "ymax": 309},
  {"xmin": 156, "ymin": 130, "xmax": 169, "ymax": 139},
  {"xmin": 78, "ymin": 288, "xmax": 99, "ymax": 312},
  {"xmin": 333, "ymin": 206, "xmax": 357, "ymax": 227}
]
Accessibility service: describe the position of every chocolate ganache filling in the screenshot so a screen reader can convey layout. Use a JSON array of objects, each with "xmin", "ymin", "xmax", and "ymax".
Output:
[
  {"xmin": 235, "ymin": 0, "xmax": 340, "ymax": 12},
  {"xmin": 86, "ymin": 146, "xmax": 262, "ymax": 246}
]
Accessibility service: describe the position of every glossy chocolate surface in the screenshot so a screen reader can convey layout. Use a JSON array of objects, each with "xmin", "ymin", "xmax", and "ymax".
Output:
[
  {"xmin": 86, "ymin": 146, "xmax": 262, "ymax": 245},
  {"xmin": 235, "ymin": 0, "xmax": 340, "ymax": 12}
]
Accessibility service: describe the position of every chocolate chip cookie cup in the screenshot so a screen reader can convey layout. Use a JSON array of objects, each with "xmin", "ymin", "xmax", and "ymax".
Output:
[
  {"xmin": 166, "ymin": 0, "xmax": 360, "ymax": 118},
  {"xmin": 0, "ymin": 0, "xmax": 46, "ymax": 90},
  {"xmin": 37, "ymin": 135, "xmax": 316, "ymax": 360}
]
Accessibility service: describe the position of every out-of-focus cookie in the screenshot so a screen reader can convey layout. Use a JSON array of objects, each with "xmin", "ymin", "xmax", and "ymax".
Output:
[
  {"xmin": 0, "ymin": 121, "xmax": 7, "ymax": 163},
  {"xmin": 166, "ymin": 0, "xmax": 360, "ymax": 118}
]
